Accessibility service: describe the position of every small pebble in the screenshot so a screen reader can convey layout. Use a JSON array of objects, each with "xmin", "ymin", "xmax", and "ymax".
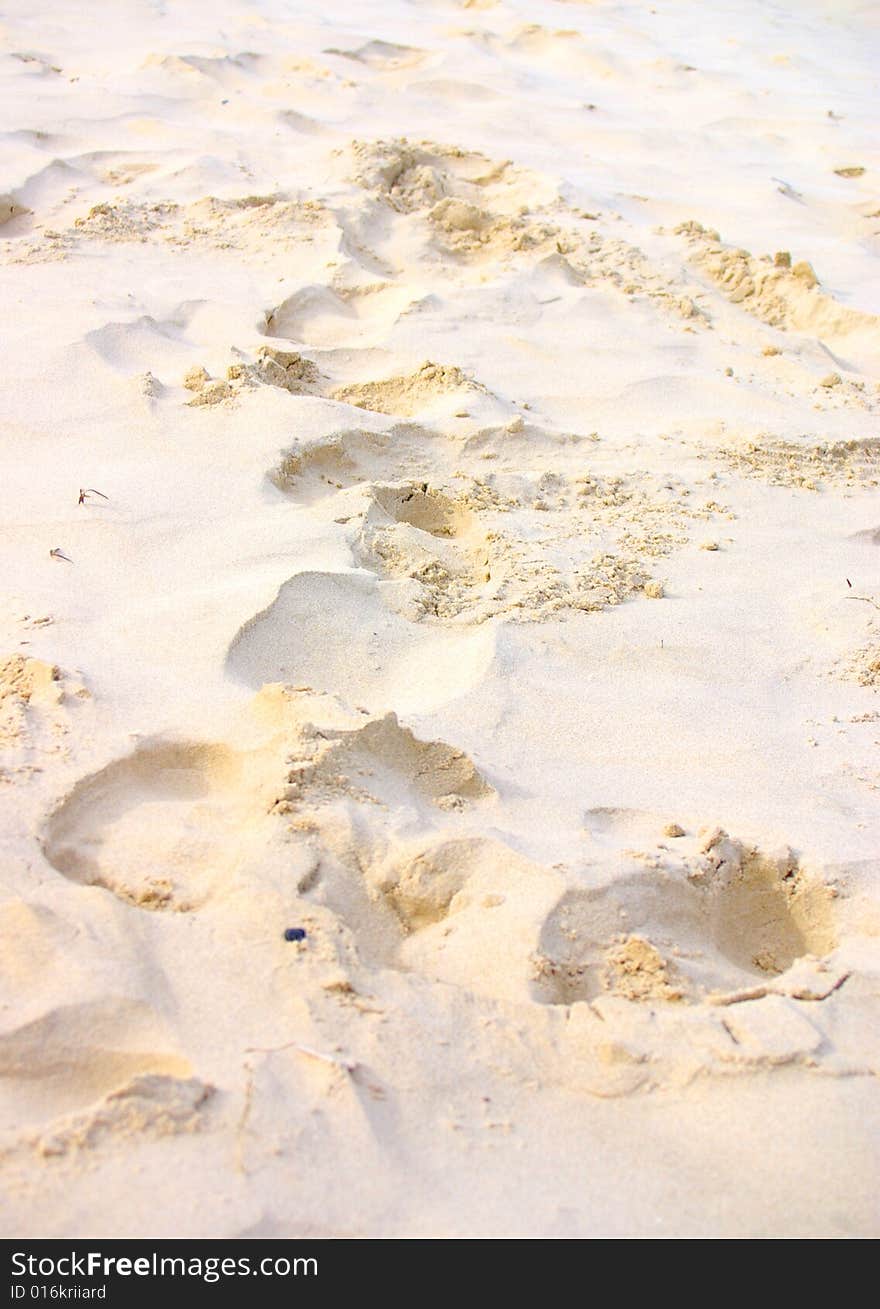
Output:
[
  {"xmin": 284, "ymin": 927, "xmax": 307, "ymax": 942},
  {"xmin": 664, "ymin": 823, "xmax": 686, "ymax": 838}
]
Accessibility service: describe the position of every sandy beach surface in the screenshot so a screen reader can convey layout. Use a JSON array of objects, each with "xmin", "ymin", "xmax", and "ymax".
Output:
[{"xmin": 1, "ymin": 0, "xmax": 879, "ymax": 1238}]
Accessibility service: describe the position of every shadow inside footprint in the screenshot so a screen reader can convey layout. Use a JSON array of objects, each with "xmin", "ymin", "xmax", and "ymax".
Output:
[
  {"xmin": 355, "ymin": 483, "xmax": 489, "ymax": 619},
  {"xmin": 268, "ymin": 429, "xmax": 391, "ymax": 504},
  {"xmin": 708, "ymin": 844, "xmax": 837, "ymax": 975},
  {"xmin": 370, "ymin": 484, "xmax": 468, "ymax": 538},
  {"xmin": 533, "ymin": 844, "xmax": 837, "ymax": 1005},
  {"xmin": 42, "ymin": 741, "xmax": 265, "ymax": 911}
]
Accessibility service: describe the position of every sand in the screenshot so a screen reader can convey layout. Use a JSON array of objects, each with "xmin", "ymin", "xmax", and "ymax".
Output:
[{"xmin": 0, "ymin": 0, "xmax": 879, "ymax": 1239}]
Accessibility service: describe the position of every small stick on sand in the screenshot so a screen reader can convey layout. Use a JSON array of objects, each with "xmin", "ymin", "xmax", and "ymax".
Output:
[
  {"xmin": 847, "ymin": 593, "xmax": 880, "ymax": 612},
  {"xmin": 78, "ymin": 488, "xmax": 108, "ymax": 505},
  {"xmin": 772, "ymin": 176, "xmax": 804, "ymax": 203},
  {"xmin": 707, "ymin": 984, "xmax": 770, "ymax": 1007},
  {"xmin": 244, "ymin": 1039, "xmax": 356, "ymax": 1072},
  {"xmin": 49, "ymin": 547, "xmax": 72, "ymax": 562}
]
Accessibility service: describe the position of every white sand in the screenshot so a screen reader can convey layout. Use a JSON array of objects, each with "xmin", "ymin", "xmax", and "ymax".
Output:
[{"xmin": 1, "ymin": 0, "xmax": 879, "ymax": 1238}]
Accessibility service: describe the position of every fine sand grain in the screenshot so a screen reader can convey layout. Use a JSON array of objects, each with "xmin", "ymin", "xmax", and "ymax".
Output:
[{"xmin": 0, "ymin": 0, "xmax": 879, "ymax": 1238}]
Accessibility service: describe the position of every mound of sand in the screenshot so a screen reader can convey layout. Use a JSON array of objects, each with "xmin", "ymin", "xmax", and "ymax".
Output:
[
  {"xmin": 676, "ymin": 220, "xmax": 880, "ymax": 366},
  {"xmin": 331, "ymin": 360, "xmax": 480, "ymax": 416}
]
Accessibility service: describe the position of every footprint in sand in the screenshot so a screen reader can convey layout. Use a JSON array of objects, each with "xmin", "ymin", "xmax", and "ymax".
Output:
[
  {"xmin": 262, "ymin": 282, "xmax": 419, "ymax": 350},
  {"xmin": 268, "ymin": 426, "xmax": 676, "ymax": 625},
  {"xmin": 345, "ymin": 137, "xmax": 553, "ymax": 220},
  {"xmin": 366, "ymin": 482, "xmax": 468, "ymax": 537},
  {"xmin": 0, "ymin": 913, "xmax": 213, "ymax": 1154},
  {"xmin": 371, "ymin": 837, "xmax": 564, "ymax": 1003},
  {"xmin": 310, "ymin": 836, "xmax": 522, "ymax": 978},
  {"xmin": 291, "ymin": 813, "xmax": 559, "ymax": 1001},
  {"xmin": 268, "ymin": 423, "xmax": 468, "ymax": 511},
  {"xmin": 269, "ymin": 425, "xmax": 497, "ymax": 624},
  {"xmin": 268, "ymin": 426, "xmax": 395, "ymax": 503},
  {"xmin": 145, "ymin": 50, "xmax": 263, "ymax": 87},
  {"xmin": 85, "ymin": 313, "xmax": 193, "ymax": 375},
  {"xmin": 228, "ymin": 708, "xmax": 549, "ymax": 1005},
  {"xmin": 325, "ymin": 41, "xmax": 429, "ymax": 72},
  {"xmin": 532, "ymin": 834, "xmax": 837, "ymax": 1005},
  {"xmin": 0, "ymin": 997, "xmax": 192, "ymax": 1133},
  {"xmin": 226, "ymin": 694, "xmax": 511, "ymax": 985},
  {"xmin": 275, "ymin": 704, "xmax": 491, "ymax": 813},
  {"xmin": 42, "ymin": 740, "xmax": 278, "ymax": 911},
  {"xmin": 225, "ymin": 570, "xmax": 496, "ymax": 715},
  {"xmin": 39, "ymin": 685, "xmax": 495, "ymax": 967},
  {"xmin": 354, "ymin": 483, "xmax": 490, "ymax": 619}
]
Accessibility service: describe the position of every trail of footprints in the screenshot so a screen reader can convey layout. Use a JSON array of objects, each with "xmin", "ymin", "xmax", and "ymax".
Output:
[
  {"xmin": 260, "ymin": 421, "xmax": 730, "ymax": 627},
  {"xmin": 1, "ymin": 593, "xmax": 862, "ymax": 1136},
  {"xmin": 3, "ymin": 124, "xmax": 874, "ymax": 1153},
  {"xmin": 13, "ymin": 130, "xmax": 878, "ymax": 394},
  {"xmin": 32, "ymin": 685, "xmax": 839, "ymax": 1015}
]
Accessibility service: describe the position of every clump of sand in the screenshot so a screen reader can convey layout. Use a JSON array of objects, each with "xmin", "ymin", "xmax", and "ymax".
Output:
[
  {"xmin": 602, "ymin": 935, "xmax": 684, "ymax": 1002},
  {"xmin": 713, "ymin": 434, "xmax": 880, "ymax": 490},
  {"xmin": 345, "ymin": 137, "xmax": 530, "ymax": 214},
  {"xmin": 32, "ymin": 1076, "xmax": 215, "ymax": 1161},
  {"xmin": 185, "ymin": 346, "xmax": 321, "ymax": 406},
  {"xmin": 10, "ymin": 194, "xmax": 335, "ymax": 264},
  {"xmin": 0, "ymin": 655, "xmax": 61, "ymax": 707},
  {"xmin": 0, "ymin": 656, "xmax": 69, "ymax": 754},
  {"xmin": 271, "ymin": 698, "xmax": 492, "ymax": 812},
  {"xmin": 74, "ymin": 200, "xmax": 179, "ymax": 243},
  {"xmin": 331, "ymin": 360, "xmax": 480, "ymax": 416},
  {"xmin": 675, "ymin": 219, "xmax": 880, "ymax": 345},
  {"xmin": 344, "ymin": 138, "xmax": 708, "ymax": 321}
]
